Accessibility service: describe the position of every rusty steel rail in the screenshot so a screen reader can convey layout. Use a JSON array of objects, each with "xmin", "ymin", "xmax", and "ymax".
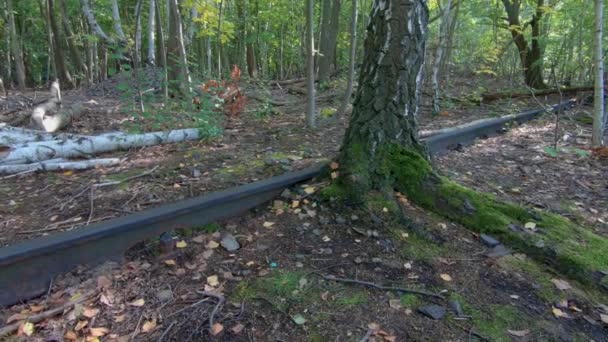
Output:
[{"xmin": 0, "ymin": 101, "xmax": 573, "ymax": 306}]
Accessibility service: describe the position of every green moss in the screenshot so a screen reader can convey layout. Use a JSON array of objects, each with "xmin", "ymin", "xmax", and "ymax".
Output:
[
  {"xmin": 233, "ymin": 271, "xmax": 316, "ymax": 311},
  {"xmin": 217, "ymin": 159, "xmax": 266, "ymax": 177},
  {"xmin": 399, "ymin": 233, "xmax": 443, "ymax": 261},
  {"xmin": 499, "ymin": 255, "xmax": 561, "ymax": 302},
  {"xmin": 193, "ymin": 223, "xmax": 221, "ymax": 233},
  {"xmin": 471, "ymin": 304, "xmax": 530, "ymax": 341},
  {"xmin": 336, "ymin": 290, "xmax": 368, "ymax": 306},
  {"xmin": 400, "ymin": 294, "xmax": 423, "ymax": 308},
  {"xmin": 367, "ymin": 192, "xmax": 399, "ymax": 214},
  {"xmin": 320, "ymin": 107, "xmax": 337, "ymax": 118}
]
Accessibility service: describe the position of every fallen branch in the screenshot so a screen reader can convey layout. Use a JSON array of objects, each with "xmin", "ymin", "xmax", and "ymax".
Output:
[
  {"xmin": 1, "ymin": 128, "xmax": 203, "ymax": 165},
  {"xmin": 248, "ymin": 93, "xmax": 294, "ymax": 106},
  {"xmin": 0, "ymin": 158, "xmax": 121, "ymax": 174},
  {"xmin": 287, "ymin": 86, "xmax": 308, "ymax": 95},
  {"xmin": 270, "ymin": 78, "xmax": 306, "ymax": 86},
  {"xmin": 481, "ymin": 86, "xmax": 592, "ymax": 102},
  {"xmin": 0, "ymin": 290, "xmax": 97, "ymax": 338},
  {"xmin": 321, "ymin": 274, "xmax": 444, "ymax": 299},
  {"xmin": 196, "ymin": 291, "xmax": 225, "ymax": 331}
]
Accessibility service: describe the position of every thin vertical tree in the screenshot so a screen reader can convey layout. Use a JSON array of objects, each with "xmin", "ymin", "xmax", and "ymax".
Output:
[
  {"xmin": 336, "ymin": 0, "xmax": 358, "ymax": 118},
  {"xmin": 6, "ymin": 0, "xmax": 26, "ymax": 90},
  {"xmin": 431, "ymin": 0, "xmax": 453, "ymax": 115},
  {"xmin": 305, "ymin": 0, "xmax": 316, "ymax": 128},
  {"xmin": 48, "ymin": 0, "xmax": 74, "ymax": 88},
  {"xmin": 147, "ymin": 0, "xmax": 156, "ymax": 66},
  {"xmin": 593, "ymin": 0, "xmax": 605, "ymax": 147}
]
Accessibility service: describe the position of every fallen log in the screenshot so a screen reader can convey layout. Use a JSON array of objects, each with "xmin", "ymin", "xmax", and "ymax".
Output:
[
  {"xmin": 35, "ymin": 103, "xmax": 85, "ymax": 133},
  {"xmin": 287, "ymin": 86, "xmax": 308, "ymax": 95},
  {"xmin": 481, "ymin": 86, "xmax": 592, "ymax": 102},
  {"xmin": 248, "ymin": 93, "xmax": 294, "ymax": 106},
  {"xmin": 271, "ymin": 78, "xmax": 306, "ymax": 86},
  {"xmin": 1, "ymin": 128, "xmax": 203, "ymax": 165},
  {"xmin": 419, "ymin": 115, "xmax": 521, "ymax": 138},
  {"xmin": 0, "ymin": 158, "xmax": 121, "ymax": 174}
]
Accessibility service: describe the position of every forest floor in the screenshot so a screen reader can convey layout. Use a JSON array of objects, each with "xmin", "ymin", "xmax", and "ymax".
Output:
[{"xmin": 0, "ymin": 73, "xmax": 607, "ymax": 341}]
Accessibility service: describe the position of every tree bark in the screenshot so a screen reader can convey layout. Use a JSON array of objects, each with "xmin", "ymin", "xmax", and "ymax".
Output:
[
  {"xmin": 338, "ymin": 0, "xmax": 427, "ymax": 194},
  {"xmin": 166, "ymin": 0, "xmax": 190, "ymax": 96},
  {"xmin": 147, "ymin": 0, "xmax": 156, "ymax": 66},
  {"xmin": 6, "ymin": 0, "xmax": 26, "ymax": 90},
  {"xmin": 336, "ymin": 0, "xmax": 358, "ymax": 118},
  {"xmin": 48, "ymin": 0, "xmax": 74, "ymax": 88},
  {"xmin": 80, "ymin": 0, "xmax": 114, "ymax": 45},
  {"xmin": 317, "ymin": 0, "xmax": 341, "ymax": 83},
  {"xmin": 431, "ymin": 0, "xmax": 453, "ymax": 115},
  {"xmin": 305, "ymin": 0, "xmax": 316, "ymax": 128},
  {"xmin": 111, "ymin": 0, "xmax": 127, "ymax": 44},
  {"xmin": 501, "ymin": 0, "xmax": 546, "ymax": 89},
  {"xmin": 593, "ymin": 0, "xmax": 605, "ymax": 147},
  {"xmin": 59, "ymin": 0, "xmax": 87, "ymax": 79}
]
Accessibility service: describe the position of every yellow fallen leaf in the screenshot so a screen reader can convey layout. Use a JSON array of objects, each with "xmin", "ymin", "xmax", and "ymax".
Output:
[
  {"xmin": 304, "ymin": 187, "xmax": 316, "ymax": 194},
  {"xmin": 29, "ymin": 304, "xmax": 44, "ymax": 313},
  {"xmin": 440, "ymin": 274, "xmax": 453, "ymax": 282},
  {"xmin": 552, "ymin": 307, "xmax": 568, "ymax": 318},
  {"xmin": 176, "ymin": 240, "xmax": 188, "ymax": 248},
  {"xmin": 129, "ymin": 298, "xmax": 145, "ymax": 307},
  {"xmin": 142, "ymin": 319, "xmax": 157, "ymax": 333},
  {"xmin": 207, "ymin": 241, "xmax": 220, "ymax": 249},
  {"xmin": 89, "ymin": 327, "xmax": 109, "ymax": 337},
  {"xmin": 207, "ymin": 275, "xmax": 219, "ymax": 287},
  {"xmin": 87, "ymin": 337, "xmax": 100, "ymax": 342},
  {"xmin": 64, "ymin": 330, "xmax": 78, "ymax": 340},
  {"xmin": 75, "ymin": 320, "xmax": 88, "ymax": 331},
  {"xmin": 524, "ymin": 222, "xmax": 537, "ymax": 230},
  {"xmin": 263, "ymin": 221, "xmax": 275, "ymax": 228},
  {"xmin": 20, "ymin": 322, "xmax": 34, "ymax": 336},
  {"xmin": 211, "ymin": 323, "xmax": 224, "ymax": 336},
  {"xmin": 291, "ymin": 200, "xmax": 300, "ymax": 208},
  {"xmin": 114, "ymin": 315, "xmax": 126, "ymax": 323},
  {"xmin": 164, "ymin": 259, "xmax": 177, "ymax": 266},
  {"xmin": 330, "ymin": 171, "xmax": 339, "ymax": 180},
  {"xmin": 330, "ymin": 161, "xmax": 339, "ymax": 170}
]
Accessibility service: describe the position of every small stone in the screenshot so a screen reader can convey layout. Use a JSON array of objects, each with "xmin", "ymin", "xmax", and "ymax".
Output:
[
  {"xmin": 354, "ymin": 257, "xmax": 363, "ymax": 264},
  {"xmin": 534, "ymin": 240, "xmax": 545, "ymax": 248},
  {"xmin": 156, "ymin": 289, "xmax": 173, "ymax": 302},
  {"xmin": 295, "ymin": 262, "xmax": 304, "ymax": 268},
  {"xmin": 351, "ymin": 215, "xmax": 359, "ymax": 221},
  {"xmin": 255, "ymin": 243, "xmax": 269, "ymax": 251},
  {"xmin": 418, "ymin": 305, "xmax": 446, "ymax": 320},
  {"xmin": 448, "ymin": 300, "xmax": 464, "ymax": 317},
  {"xmin": 220, "ymin": 234, "xmax": 240, "ymax": 252},
  {"xmin": 192, "ymin": 169, "xmax": 202, "ymax": 178},
  {"xmin": 319, "ymin": 217, "xmax": 329, "ymax": 225},
  {"xmin": 480, "ymin": 234, "xmax": 500, "ymax": 247},
  {"xmin": 371, "ymin": 257, "xmax": 382, "ymax": 264},
  {"xmin": 335, "ymin": 216, "xmax": 347, "ymax": 224},
  {"xmin": 295, "ymin": 254, "xmax": 306, "ymax": 259},
  {"xmin": 280, "ymin": 189, "xmax": 293, "ymax": 199},
  {"xmin": 487, "ymin": 244, "xmax": 511, "ymax": 258},
  {"xmin": 312, "ymin": 229, "xmax": 321, "ymax": 236}
]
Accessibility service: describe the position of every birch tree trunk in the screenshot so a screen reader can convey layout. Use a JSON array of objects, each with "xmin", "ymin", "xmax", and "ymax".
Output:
[
  {"xmin": 6, "ymin": 0, "xmax": 26, "ymax": 90},
  {"xmin": 336, "ymin": 0, "xmax": 358, "ymax": 118},
  {"xmin": 147, "ymin": 0, "xmax": 156, "ymax": 66},
  {"xmin": 80, "ymin": 0, "xmax": 114, "ymax": 45},
  {"xmin": 111, "ymin": 0, "xmax": 127, "ymax": 44},
  {"xmin": 431, "ymin": 0, "xmax": 453, "ymax": 115},
  {"xmin": 593, "ymin": 0, "xmax": 605, "ymax": 147},
  {"xmin": 134, "ymin": 0, "xmax": 143, "ymax": 67},
  {"xmin": 305, "ymin": 0, "xmax": 316, "ymax": 128}
]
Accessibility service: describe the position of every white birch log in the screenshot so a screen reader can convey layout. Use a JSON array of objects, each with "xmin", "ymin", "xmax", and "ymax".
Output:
[
  {"xmin": 1, "ymin": 124, "xmax": 91, "ymax": 144},
  {"xmin": 0, "ymin": 158, "xmax": 121, "ymax": 174},
  {"xmin": 38, "ymin": 103, "xmax": 84, "ymax": 133},
  {"xmin": 1, "ymin": 128, "xmax": 203, "ymax": 165},
  {"xmin": 418, "ymin": 114, "xmax": 517, "ymax": 138}
]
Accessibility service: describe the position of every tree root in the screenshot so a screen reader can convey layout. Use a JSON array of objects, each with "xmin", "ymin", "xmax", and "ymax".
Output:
[{"xmin": 321, "ymin": 274, "xmax": 445, "ymax": 299}]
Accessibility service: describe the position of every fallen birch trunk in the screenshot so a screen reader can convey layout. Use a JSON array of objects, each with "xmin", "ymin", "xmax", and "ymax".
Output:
[
  {"xmin": 0, "ymin": 158, "xmax": 121, "ymax": 174},
  {"xmin": 418, "ymin": 115, "xmax": 519, "ymax": 138},
  {"xmin": 0, "ymin": 124, "xmax": 89, "ymax": 144},
  {"xmin": 36, "ymin": 103, "xmax": 85, "ymax": 132},
  {"xmin": 1, "ymin": 128, "xmax": 203, "ymax": 165}
]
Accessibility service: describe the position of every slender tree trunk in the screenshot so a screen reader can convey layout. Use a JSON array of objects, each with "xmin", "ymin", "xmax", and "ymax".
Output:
[
  {"xmin": 41, "ymin": 0, "xmax": 57, "ymax": 84},
  {"xmin": 59, "ymin": 0, "xmax": 87, "ymax": 78},
  {"xmin": 80, "ymin": 0, "xmax": 114, "ymax": 45},
  {"xmin": 156, "ymin": 0, "xmax": 168, "ymax": 100},
  {"xmin": 6, "ymin": 0, "xmax": 26, "ymax": 90},
  {"xmin": 48, "ymin": 0, "xmax": 74, "ymax": 88},
  {"xmin": 317, "ymin": 0, "xmax": 341, "ymax": 83},
  {"xmin": 431, "ymin": 0, "xmax": 453, "ymax": 115},
  {"xmin": 111, "ymin": 0, "xmax": 127, "ymax": 44},
  {"xmin": 134, "ymin": 1, "xmax": 143, "ymax": 67},
  {"xmin": 593, "ymin": 0, "xmax": 605, "ymax": 147},
  {"xmin": 216, "ymin": 0, "xmax": 224, "ymax": 77},
  {"xmin": 305, "ymin": 0, "xmax": 316, "ymax": 128},
  {"xmin": 336, "ymin": 0, "xmax": 358, "ymax": 118},
  {"xmin": 166, "ymin": 0, "xmax": 189, "ymax": 96},
  {"xmin": 147, "ymin": 0, "xmax": 156, "ymax": 66}
]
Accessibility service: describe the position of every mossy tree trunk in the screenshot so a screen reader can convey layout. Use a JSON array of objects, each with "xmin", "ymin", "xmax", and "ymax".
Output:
[
  {"xmin": 338, "ymin": 0, "xmax": 428, "ymax": 196},
  {"xmin": 335, "ymin": 0, "xmax": 608, "ymax": 290}
]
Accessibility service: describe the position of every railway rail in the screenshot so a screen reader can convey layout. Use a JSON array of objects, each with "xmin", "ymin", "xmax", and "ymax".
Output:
[{"xmin": 0, "ymin": 100, "xmax": 575, "ymax": 306}]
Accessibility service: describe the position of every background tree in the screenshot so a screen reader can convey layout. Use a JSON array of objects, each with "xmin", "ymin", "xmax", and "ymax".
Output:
[
  {"xmin": 305, "ymin": 0, "xmax": 316, "ymax": 128},
  {"xmin": 593, "ymin": 0, "xmax": 605, "ymax": 147}
]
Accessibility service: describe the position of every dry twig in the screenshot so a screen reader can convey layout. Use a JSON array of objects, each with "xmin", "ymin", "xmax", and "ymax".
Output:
[
  {"xmin": 321, "ymin": 274, "xmax": 444, "ymax": 299},
  {"xmin": 196, "ymin": 291, "xmax": 226, "ymax": 331}
]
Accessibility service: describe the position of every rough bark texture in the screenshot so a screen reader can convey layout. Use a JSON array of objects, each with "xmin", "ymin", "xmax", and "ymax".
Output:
[
  {"xmin": 501, "ymin": 0, "xmax": 546, "ymax": 89},
  {"xmin": 305, "ymin": 0, "xmax": 316, "ymax": 128},
  {"xmin": 593, "ymin": 0, "xmax": 605, "ymax": 147},
  {"xmin": 336, "ymin": 0, "xmax": 358, "ymax": 118},
  {"xmin": 317, "ymin": 0, "xmax": 341, "ymax": 83},
  {"xmin": 48, "ymin": 0, "xmax": 74, "ymax": 88},
  {"xmin": 6, "ymin": 0, "xmax": 26, "ymax": 90},
  {"xmin": 147, "ymin": 0, "xmax": 156, "ymax": 66},
  {"xmin": 338, "ymin": 0, "xmax": 427, "ymax": 193},
  {"xmin": 167, "ymin": 0, "xmax": 190, "ymax": 96},
  {"xmin": 59, "ymin": 0, "xmax": 87, "ymax": 77},
  {"xmin": 80, "ymin": 0, "xmax": 114, "ymax": 45},
  {"xmin": 431, "ymin": 0, "xmax": 452, "ymax": 115},
  {"xmin": 111, "ymin": 0, "xmax": 127, "ymax": 44}
]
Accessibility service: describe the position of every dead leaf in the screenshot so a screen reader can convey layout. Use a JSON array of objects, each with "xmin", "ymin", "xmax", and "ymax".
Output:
[
  {"xmin": 87, "ymin": 337, "xmax": 101, "ymax": 342},
  {"xmin": 552, "ymin": 307, "xmax": 568, "ymax": 318},
  {"xmin": 367, "ymin": 322, "xmax": 380, "ymax": 331},
  {"xmin": 82, "ymin": 307, "xmax": 99, "ymax": 318},
  {"xmin": 207, "ymin": 275, "xmax": 219, "ymax": 287},
  {"xmin": 64, "ymin": 330, "xmax": 78, "ymax": 340},
  {"xmin": 114, "ymin": 315, "xmax": 126, "ymax": 323},
  {"xmin": 440, "ymin": 274, "xmax": 453, "ymax": 282},
  {"xmin": 29, "ymin": 304, "xmax": 44, "ymax": 313},
  {"xmin": 129, "ymin": 298, "xmax": 145, "ymax": 307},
  {"xmin": 330, "ymin": 171, "xmax": 339, "ymax": 180},
  {"xmin": 304, "ymin": 187, "xmax": 316, "ymax": 194},
  {"xmin": 89, "ymin": 327, "xmax": 109, "ymax": 337},
  {"xmin": 330, "ymin": 161, "xmax": 339, "ymax": 170},
  {"xmin": 142, "ymin": 319, "xmax": 157, "ymax": 333},
  {"xmin": 600, "ymin": 314, "xmax": 608, "ymax": 324},
  {"xmin": 192, "ymin": 235, "xmax": 205, "ymax": 243},
  {"xmin": 207, "ymin": 240, "xmax": 220, "ymax": 249},
  {"xmin": 507, "ymin": 329, "xmax": 530, "ymax": 337},
  {"xmin": 176, "ymin": 240, "xmax": 188, "ymax": 248},
  {"xmin": 524, "ymin": 222, "xmax": 537, "ymax": 230},
  {"xmin": 550, "ymin": 278, "xmax": 572, "ymax": 291},
  {"xmin": 388, "ymin": 299, "xmax": 402, "ymax": 310},
  {"xmin": 231, "ymin": 323, "xmax": 245, "ymax": 334},
  {"xmin": 263, "ymin": 221, "xmax": 275, "ymax": 228},
  {"xmin": 211, "ymin": 323, "xmax": 224, "ymax": 335},
  {"xmin": 75, "ymin": 320, "xmax": 88, "ymax": 331},
  {"xmin": 6, "ymin": 313, "xmax": 28, "ymax": 324},
  {"xmin": 164, "ymin": 259, "xmax": 177, "ymax": 266},
  {"xmin": 19, "ymin": 322, "xmax": 35, "ymax": 336},
  {"xmin": 100, "ymin": 293, "xmax": 114, "ymax": 307}
]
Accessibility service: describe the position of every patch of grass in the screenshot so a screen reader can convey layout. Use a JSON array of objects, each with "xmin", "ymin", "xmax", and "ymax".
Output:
[
  {"xmin": 217, "ymin": 159, "xmax": 266, "ymax": 177},
  {"xmin": 399, "ymin": 233, "xmax": 444, "ymax": 261},
  {"xmin": 233, "ymin": 271, "xmax": 315, "ymax": 311},
  {"xmin": 335, "ymin": 290, "xmax": 368, "ymax": 307},
  {"xmin": 193, "ymin": 223, "xmax": 221, "ymax": 234},
  {"xmin": 471, "ymin": 304, "xmax": 530, "ymax": 341},
  {"xmin": 498, "ymin": 255, "xmax": 560, "ymax": 302},
  {"xmin": 104, "ymin": 168, "xmax": 147, "ymax": 187},
  {"xmin": 400, "ymin": 294, "xmax": 422, "ymax": 308},
  {"xmin": 320, "ymin": 107, "xmax": 337, "ymax": 118}
]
